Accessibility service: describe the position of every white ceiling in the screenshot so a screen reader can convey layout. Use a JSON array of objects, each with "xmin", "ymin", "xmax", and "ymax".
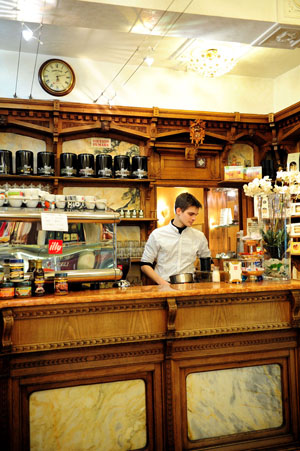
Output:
[{"xmin": 1, "ymin": 0, "xmax": 300, "ymax": 79}]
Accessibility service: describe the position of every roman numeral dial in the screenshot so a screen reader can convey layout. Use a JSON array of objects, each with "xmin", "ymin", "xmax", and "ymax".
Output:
[{"xmin": 38, "ymin": 59, "xmax": 75, "ymax": 96}]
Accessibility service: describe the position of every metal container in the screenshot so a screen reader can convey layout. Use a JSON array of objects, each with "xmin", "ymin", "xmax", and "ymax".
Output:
[
  {"xmin": 60, "ymin": 152, "xmax": 77, "ymax": 177},
  {"xmin": 96, "ymin": 154, "xmax": 112, "ymax": 178},
  {"xmin": 0, "ymin": 149, "xmax": 12, "ymax": 174},
  {"xmin": 37, "ymin": 151, "xmax": 54, "ymax": 176},
  {"xmin": 169, "ymin": 273, "xmax": 193, "ymax": 284},
  {"xmin": 16, "ymin": 150, "xmax": 33, "ymax": 175},
  {"xmin": 131, "ymin": 156, "xmax": 148, "ymax": 179},
  {"xmin": 78, "ymin": 153, "xmax": 94, "ymax": 177}
]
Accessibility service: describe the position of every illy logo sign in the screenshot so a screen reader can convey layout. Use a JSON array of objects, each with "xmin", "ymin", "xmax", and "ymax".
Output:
[{"xmin": 48, "ymin": 239, "xmax": 63, "ymax": 254}]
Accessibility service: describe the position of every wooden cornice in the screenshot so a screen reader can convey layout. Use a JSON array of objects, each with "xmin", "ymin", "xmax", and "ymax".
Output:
[{"xmin": 1, "ymin": 97, "xmax": 300, "ymax": 149}]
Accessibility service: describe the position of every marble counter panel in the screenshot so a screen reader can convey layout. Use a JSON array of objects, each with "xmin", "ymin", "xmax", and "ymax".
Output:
[
  {"xmin": 186, "ymin": 364, "xmax": 283, "ymax": 440},
  {"xmin": 1, "ymin": 280, "xmax": 300, "ymax": 309},
  {"xmin": 30, "ymin": 379, "xmax": 146, "ymax": 451}
]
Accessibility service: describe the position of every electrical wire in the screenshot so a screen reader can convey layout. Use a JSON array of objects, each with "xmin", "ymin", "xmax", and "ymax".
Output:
[
  {"xmin": 29, "ymin": 24, "xmax": 43, "ymax": 99},
  {"xmin": 93, "ymin": 0, "xmax": 176, "ymax": 103},
  {"xmin": 13, "ymin": 24, "xmax": 23, "ymax": 98},
  {"xmin": 122, "ymin": 0, "xmax": 194, "ymax": 87}
]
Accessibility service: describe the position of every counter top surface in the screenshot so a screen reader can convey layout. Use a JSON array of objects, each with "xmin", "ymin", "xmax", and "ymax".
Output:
[{"xmin": 1, "ymin": 280, "xmax": 300, "ymax": 309}]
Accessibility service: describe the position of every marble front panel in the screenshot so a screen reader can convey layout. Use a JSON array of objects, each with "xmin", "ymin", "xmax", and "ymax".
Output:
[
  {"xmin": 30, "ymin": 379, "xmax": 147, "ymax": 451},
  {"xmin": 186, "ymin": 364, "xmax": 283, "ymax": 440}
]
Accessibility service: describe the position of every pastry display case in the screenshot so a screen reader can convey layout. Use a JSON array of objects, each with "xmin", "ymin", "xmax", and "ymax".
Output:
[{"xmin": 0, "ymin": 207, "xmax": 122, "ymax": 283}]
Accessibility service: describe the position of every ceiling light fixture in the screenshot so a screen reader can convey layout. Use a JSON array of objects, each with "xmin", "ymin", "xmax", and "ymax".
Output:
[
  {"xmin": 144, "ymin": 56, "xmax": 154, "ymax": 66},
  {"xmin": 184, "ymin": 48, "xmax": 238, "ymax": 78},
  {"xmin": 22, "ymin": 23, "xmax": 43, "ymax": 44},
  {"xmin": 187, "ymin": 49, "xmax": 237, "ymax": 78}
]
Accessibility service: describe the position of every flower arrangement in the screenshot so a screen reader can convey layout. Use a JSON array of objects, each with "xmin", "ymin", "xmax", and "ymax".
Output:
[
  {"xmin": 243, "ymin": 171, "xmax": 293, "ymax": 280},
  {"xmin": 243, "ymin": 171, "xmax": 300, "ymax": 198}
]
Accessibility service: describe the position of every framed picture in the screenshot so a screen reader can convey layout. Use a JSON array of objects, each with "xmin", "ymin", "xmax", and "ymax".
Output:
[{"xmin": 195, "ymin": 155, "xmax": 206, "ymax": 168}]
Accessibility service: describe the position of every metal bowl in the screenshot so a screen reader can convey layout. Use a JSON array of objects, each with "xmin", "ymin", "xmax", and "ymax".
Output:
[{"xmin": 169, "ymin": 273, "xmax": 194, "ymax": 284}]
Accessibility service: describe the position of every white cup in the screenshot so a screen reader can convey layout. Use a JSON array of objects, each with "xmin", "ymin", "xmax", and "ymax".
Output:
[
  {"xmin": 44, "ymin": 194, "xmax": 55, "ymax": 202},
  {"xmin": 85, "ymin": 195, "xmax": 95, "ymax": 202},
  {"xmin": 96, "ymin": 199, "xmax": 107, "ymax": 210},
  {"xmin": 24, "ymin": 198, "xmax": 39, "ymax": 208},
  {"xmin": 76, "ymin": 195, "xmax": 85, "ymax": 202},
  {"xmin": 56, "ymin": 200, "xmax": 66, "ymax": 209},
  {"xmin": 8, "ymin": 196, "xmax": 23, "ymax": 208},
  {"xmin": 86, "ymin": 201, "xmax": 95, "ymax": 210}
]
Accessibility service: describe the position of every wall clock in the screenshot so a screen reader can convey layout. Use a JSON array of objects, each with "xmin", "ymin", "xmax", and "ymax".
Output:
[{"xmin": 38, "ymin": 59, "xmax": 75, "ymax": 96}]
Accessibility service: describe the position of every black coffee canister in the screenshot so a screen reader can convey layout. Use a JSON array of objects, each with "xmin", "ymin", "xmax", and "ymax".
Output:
[
  {"xmin": 114, "ymin": 155, "xmax": 130, "ymax": 178},
  {"xmin": 96, "ymin": 154, "xmax": 113, "ymax": 178},
  {"xmin": 0, "ymin": 149, "xmax": 12, "ymax": 174},
  {"xmin": 60, "ymin": 152, "xmax": 77, "ymax": 177},
  {"xmin": 78, "ymin": 153, "xmax": 94, "ymax": 177},
  {"xmin": 132, "ymin": 156, "xmax": 148, "ymax": 179},
  {"xmin": 37, "ymin": 151, "xmax": 54, "ymax": 176},
  {"xmin": 16, "ymin": 150, "xmax": 33, "ymax": 175}
]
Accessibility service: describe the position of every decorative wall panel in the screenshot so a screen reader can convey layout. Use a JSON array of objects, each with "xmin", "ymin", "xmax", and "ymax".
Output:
[
  {"xmin": 30, "ymin": 379, "xmax": 147, "ymax": 451},
  {"xmin": 186, "ymin": 364, "xmax": 283, "ymax": 440}
]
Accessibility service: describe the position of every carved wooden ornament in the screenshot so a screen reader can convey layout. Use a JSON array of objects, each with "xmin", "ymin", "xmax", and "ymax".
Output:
[{"xmin": 190, "ymin": 119, "xmax": 206, "ymax": 148}]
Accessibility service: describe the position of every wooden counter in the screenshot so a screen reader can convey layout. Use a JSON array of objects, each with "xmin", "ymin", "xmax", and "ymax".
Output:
[{"xmin": 1, "ymin": 281, "xmax": 300, "ymax": 450}]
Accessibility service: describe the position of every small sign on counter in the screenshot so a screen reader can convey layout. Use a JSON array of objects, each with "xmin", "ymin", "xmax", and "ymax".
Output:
[{"xmin": 41, "ymin": 212, "xmax": 68, "ymax": 232}]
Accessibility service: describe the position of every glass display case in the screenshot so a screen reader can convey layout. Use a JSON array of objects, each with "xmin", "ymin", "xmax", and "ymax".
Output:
[
  {"xmin": 0, "ymin": 208, "xmax": 122, "ymax": 282},
  {"xmin": 207, "ymin": 187, "xmax": 240, "ymax": 260}
]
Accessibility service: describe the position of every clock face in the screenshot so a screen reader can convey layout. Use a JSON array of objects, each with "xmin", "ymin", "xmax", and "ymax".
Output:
[{"xmin": 38, "ymin": 59, "xmax": 75, "ymax": 96}]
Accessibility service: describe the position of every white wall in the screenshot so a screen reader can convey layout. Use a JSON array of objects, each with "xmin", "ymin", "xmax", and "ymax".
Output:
[
  {"xmin": 0, "ymin": 48, "xmax": 285, "ymax": 115},
  {"xmin": 274, "ymin": 65, "xmax": 300, "ymax": 113}
]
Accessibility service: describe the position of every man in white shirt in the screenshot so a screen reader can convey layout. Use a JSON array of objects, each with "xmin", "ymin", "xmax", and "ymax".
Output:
[{"xmin": 141, "ymin": 192, "xmax": 211, "ymax": 285}]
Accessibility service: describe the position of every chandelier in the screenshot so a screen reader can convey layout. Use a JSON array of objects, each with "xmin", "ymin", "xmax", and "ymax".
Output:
[{"xmin": 183, "ymin": 47, "xmax": 239, "ymax": 78}]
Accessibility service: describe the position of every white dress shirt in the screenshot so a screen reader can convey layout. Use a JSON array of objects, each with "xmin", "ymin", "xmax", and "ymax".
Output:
[{"xmin": 141, "ymin": 221, "xmax": 211, "ymax": 282}]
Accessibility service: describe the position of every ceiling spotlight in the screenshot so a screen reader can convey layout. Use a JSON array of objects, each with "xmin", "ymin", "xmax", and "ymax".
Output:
[
  {"xmin": 22, "ymin": 28, "xmax": 33, "ymax": 41},
  {"xmin": 22, "ymin": 23, "xmax": 43, "ymax": 44},
  {"xmin": 144, "ymin": 56, "xmax": 154, "ymax": 66}
]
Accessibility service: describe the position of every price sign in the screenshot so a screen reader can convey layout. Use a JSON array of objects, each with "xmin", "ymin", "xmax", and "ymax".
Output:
[{"xmin": 41, "ymin": 213, "xmax": 68, "ymax": 232}]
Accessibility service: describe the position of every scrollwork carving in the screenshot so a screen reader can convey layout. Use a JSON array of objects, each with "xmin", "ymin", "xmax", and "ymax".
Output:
[
  {"xmin": 291, "ymin": 290, "xmax": 300, "ymax": 327},
  {"xmin": 1, "ymin": 309, "xmax": 14, "ymax": 351},
  {"xmin": 167, "ymin": 298, "xmax": 177, "ymax": 336}
]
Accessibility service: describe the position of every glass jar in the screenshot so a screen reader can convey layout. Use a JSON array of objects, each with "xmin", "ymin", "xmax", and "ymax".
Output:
[
  {"xmin": 15, "ymin": 280, "xmax": 32, "ymax": 298},
  {"xmin": 0, "ymin": 282, "xmax": 14, "ymax": 299},
  {"xmin": 9, "ymin": 259, "xmax": 24, "ymax": 282},
  {"xmin": 54, "ymin": 272, "xmax": 68, "ymax": 295}
]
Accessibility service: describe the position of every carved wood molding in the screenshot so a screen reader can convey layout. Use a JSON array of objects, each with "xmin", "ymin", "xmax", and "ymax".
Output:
[
  {"xmin": 1, "ymin": 309, "xmax": 14, "ymax": 351},
  {"xmin": 12, "ymin": 300, "xmax": 166, "ymax": 320},
  {"xmin": 173, "ymin": 333, "xmax": 296, "ymax": 354},
  {"xmin": 291, "ymin": 290, "xmax": 300, "ymax": 327},
  {"xmin": 11, "ymin": 346, "xmax": 163, "ymax": 371},
  {"xmin": 12, "ymin": 331, "xmax": 166, "ymax": 353},
  {"xmin": 164, "ymin": 357, "xmax": 175, "ymax": 451},
  {"xmin": 176, "ymin": 292, "xmax": 288, "ymax": 307},
  {"xmin": 174, "ymin": 322, "xmax": 291, "ymax": 339}
]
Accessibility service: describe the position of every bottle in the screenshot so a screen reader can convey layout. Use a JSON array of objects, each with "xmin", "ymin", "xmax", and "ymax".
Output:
[
  {"xmin": 33, "ymin": 259, "xmax": 45, "ymax": 296},
  {"xmin": 212, "ymin": 266, "xmax": 220, "ymax": 282},
  {"xmin": 27, "ymin": 259, "xmax": 36, "ymax": 282}
]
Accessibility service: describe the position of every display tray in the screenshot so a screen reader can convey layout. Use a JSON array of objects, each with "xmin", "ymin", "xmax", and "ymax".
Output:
[{"xmin": 0, "ymin": 207, "xmax": 120, "ymax": 222}]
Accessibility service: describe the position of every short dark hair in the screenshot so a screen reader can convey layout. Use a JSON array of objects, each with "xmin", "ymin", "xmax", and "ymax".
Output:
[{"xmin": 175, "ymin": 192, "xmax": 202, "ymax": 212}]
